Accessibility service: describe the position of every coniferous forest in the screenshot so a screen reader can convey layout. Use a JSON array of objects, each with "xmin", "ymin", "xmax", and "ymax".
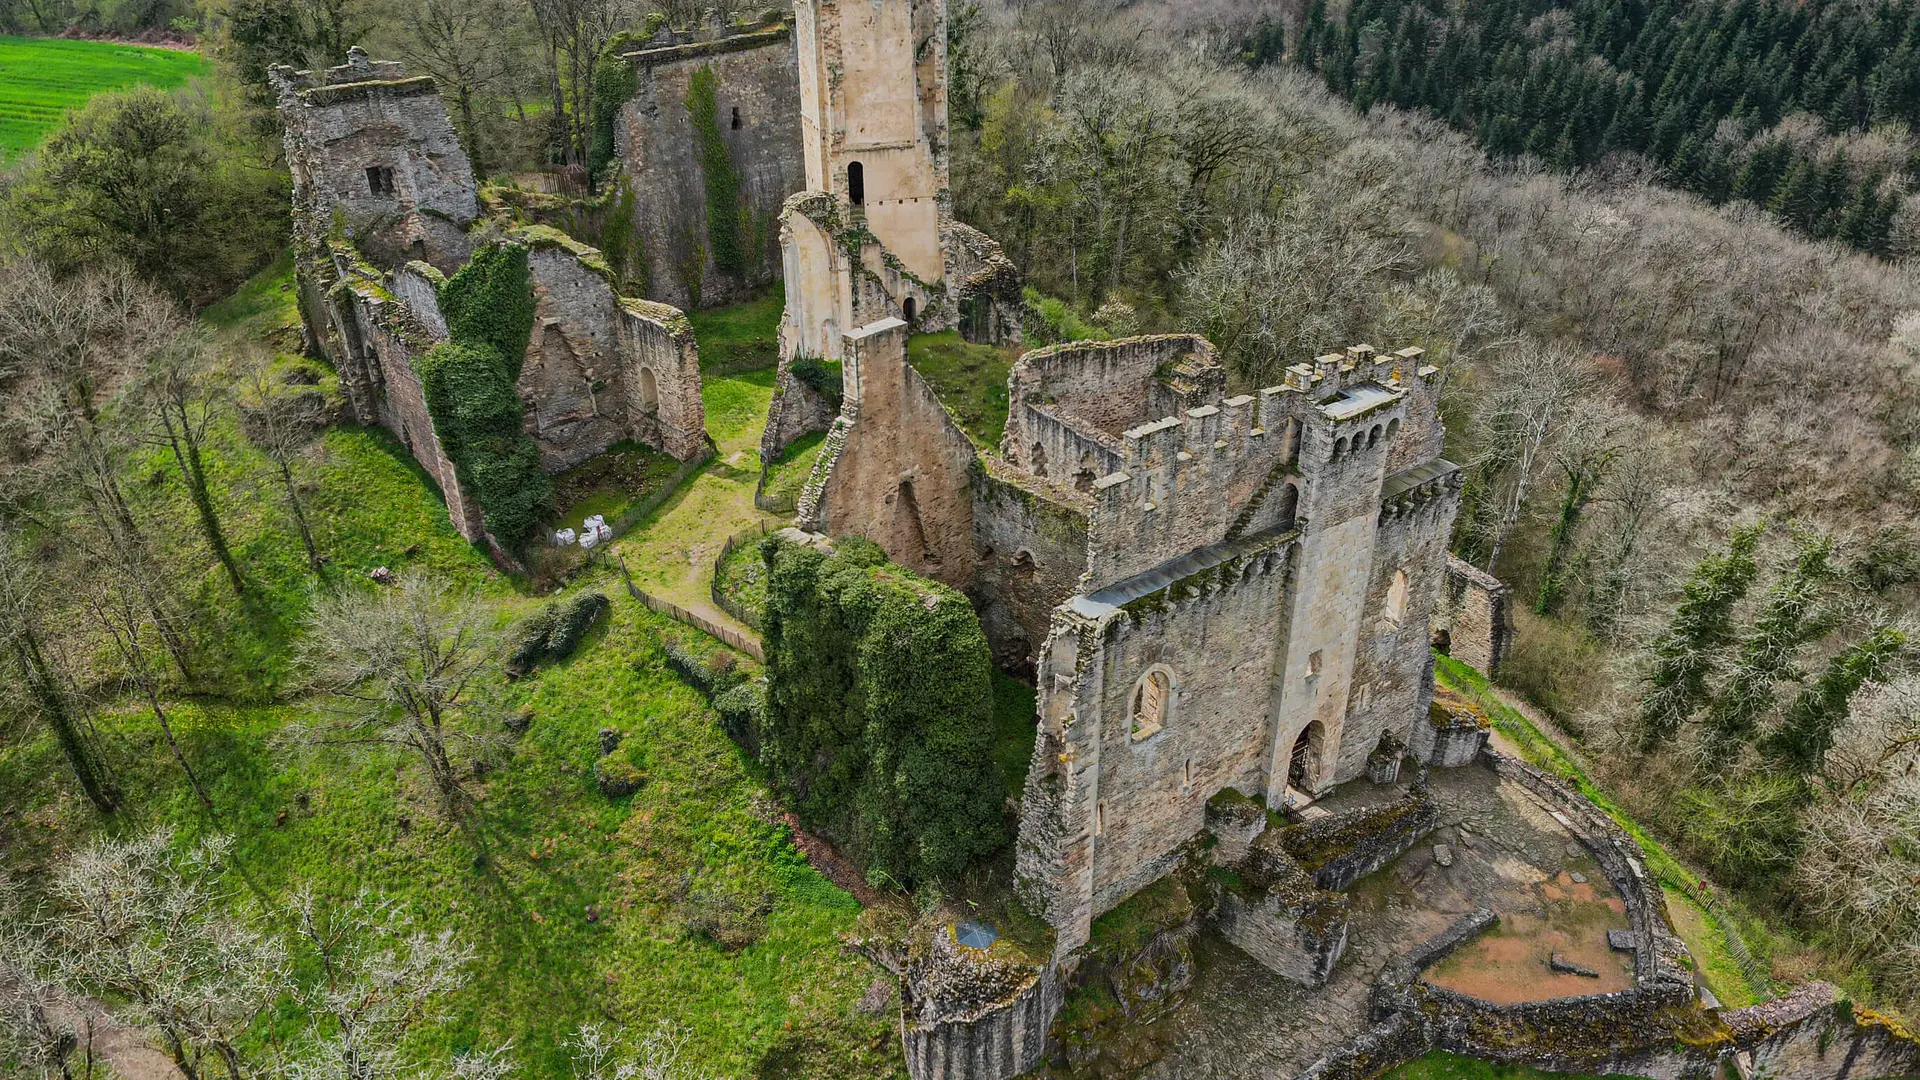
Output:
[{"xmin": 1255, "ymin": 0, "xmax": 1920, "ymax": 256}]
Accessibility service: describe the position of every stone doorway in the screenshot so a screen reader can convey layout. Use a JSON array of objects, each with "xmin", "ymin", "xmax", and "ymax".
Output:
[{"xmin": 1288, "ymin": 721, "xmax": 1323, "ymax": 794}]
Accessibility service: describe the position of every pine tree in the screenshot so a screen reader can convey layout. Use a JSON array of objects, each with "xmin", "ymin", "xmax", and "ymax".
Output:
[
  {"xmin": 1759, "ymin": 626, "xmax": 1908, "ymax": 776},
  {"xmin": 1637, "ymin": 524, "xmax": 1765, "ymax": 749},
  {"xmin": 1700, "ymin": 534, "xmax": 1835, "ymax": 757}
]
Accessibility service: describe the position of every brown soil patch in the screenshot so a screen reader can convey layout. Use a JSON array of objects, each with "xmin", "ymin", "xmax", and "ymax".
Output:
[{"xmin": 1424, "ymin": 897, "xmax": 1634, "ymax": 1004}]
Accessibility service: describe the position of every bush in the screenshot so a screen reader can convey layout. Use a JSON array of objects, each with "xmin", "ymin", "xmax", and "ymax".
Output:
[
  {"xmin": 593, "ymin": 756, "xmax": 643, "ymax": 798},
  {"xmin": 713, "ymin": 681, "xmax": 767, "ymax": 756},
  {"xmin": 759, "ymin": 534, "xmax": 1006, "ymax": 886},
  {"xmin": 505, "ymin": 592, "xmax": 607, "ymax": 677}
]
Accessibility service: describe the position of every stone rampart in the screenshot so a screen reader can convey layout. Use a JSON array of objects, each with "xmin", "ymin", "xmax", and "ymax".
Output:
[{"xmin": 902, "ymin": 926, "xmax": 1061, "ymax": 1080}]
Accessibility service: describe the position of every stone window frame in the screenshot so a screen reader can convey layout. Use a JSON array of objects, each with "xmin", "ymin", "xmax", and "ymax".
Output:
[{"xmin": 1128, "ymin": 665, "xmax": 1177, "ymax": 743}]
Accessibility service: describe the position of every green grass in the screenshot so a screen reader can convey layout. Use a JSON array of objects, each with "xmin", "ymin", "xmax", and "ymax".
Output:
[
  {"xmin": 0, "ymin": 35, "xmax": 210, "ymax": 157},
  {"xmin": 906, "ymin": 331, "xmax": 1019, "ymax": 449},
  {"xmin": 1385, "ymin": 1050, "xmax": 1644, "ymax": 1080},
  {"xmin": 688, "ymin": 287, "xmax": 784, "ymax": 373},
  {"xmin": 0, "ymin": 258, "xmax": 901, "ymax": 1077},
  {"xmin": 702, "ymin": 367, "xmax": 777, "ymax": 452},
  {"xmin": 760, "ymin": 430, "xmax": 825, "ymax": 509},
  {"xmin": 547, "ymin": 441, "xmax": 683, "ymax": 534},
  {"xmin": 991, "ymin": 670, "xmax": 1037, "ymax": 798},
  {"xmin": 713, "ymin": 538, "xmax": 768, "ymax": 629}
]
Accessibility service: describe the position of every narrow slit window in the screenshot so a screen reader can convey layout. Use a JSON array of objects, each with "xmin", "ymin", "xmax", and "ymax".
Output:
[
  {"xmin": 731, "ymin": 106, "xmax": 742, "ymax": 130},
  {"xmin": 848, "ymin": 161, "xmax": 865, "ymax": 205}
]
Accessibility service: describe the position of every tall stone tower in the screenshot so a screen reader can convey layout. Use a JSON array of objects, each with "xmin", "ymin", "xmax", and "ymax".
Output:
[{"xmin": 779, "ymin": 0, "xmax": 961, "ymax": 361}]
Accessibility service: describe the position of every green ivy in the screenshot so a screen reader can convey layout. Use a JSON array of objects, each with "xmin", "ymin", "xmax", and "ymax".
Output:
[
  {"xmin": 589, "ymin": 28, "xmax": 653, "ymax": 181},
  {"xmin": 417, "ymin": 242, "xmax": 551, "ymax": 552},
  {"xmin": 686, "ymin": 66, "xmax": 749, "ymax": 282},
  {"xmin": 758, "ymin": 535, "xmax": 1006, "ymax": 887},
  {"xmin": 789, "ymin": 357, "xmax": 843, "ymax": 407}
]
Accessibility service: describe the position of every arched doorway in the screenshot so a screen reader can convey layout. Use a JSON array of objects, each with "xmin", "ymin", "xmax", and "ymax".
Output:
[
  {"xmin": 903, "ymin": 296, "xmax": 917, "ymax": 323},
  {"xmin": 1288, "ymin": 721, "xmax": 1323, "ymax": 793},
  {"xmin": 638, "ymin": 367, "xmax": 659, "ymax": 414}
]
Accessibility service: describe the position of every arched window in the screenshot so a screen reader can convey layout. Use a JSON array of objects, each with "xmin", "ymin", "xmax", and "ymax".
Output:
[
  {"xmin": 731, "ymin": 106, "xmax": 742, "ymax": 130},
  {"xmin": 1130, "ymin": 668, "xmax": 1173, "ymax": 741},
  {"xmin": 903, "ymin": 296, "xmax": 917, "ymax": 322},
  {"xmin": 1386, "ymin": 418, "xmax": 1401, "ymax": 441},
  {"xmin": 1333, "ymin": 436, "xmax": 1348, "ymax": 460},
  {"xmin": 848, "ymin": 161, "xmax": 865, "ymax": 205},
  {"xmin": 1385, "ymin": 568, "xmax": 1410, "ymax": 625},
  {"xmin": 1074, "ymin": 451, "xmax": 1097, "ymax": 493},
  {"xmin": 1368, "ymin": 424, "xmax": 1383, "ymax": 447},
  {"xmin": 638, "ymin": 367, "xmax": 659, "ymax": 414}
]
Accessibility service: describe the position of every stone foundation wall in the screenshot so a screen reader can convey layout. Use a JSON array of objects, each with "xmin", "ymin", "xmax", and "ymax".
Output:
[
  {"xmin": 1279, "ymin": 794, "xmax": 1440, "ymax": 892},
  {"xmin": 902, "ymin": 926, "xmax": 1061, "ymax": 1080},
  {"xmin": 1725, "ymin": 982, "xmax": 1920, "ymax": 1080},
  {"xmin": 1440, "ymin": 555, "xmax": 1514, "ymax": 676},
  {"xmin": 759, "ymin": 356, "xmax": 840, "ymax": 463},
  {"xmin": 616, "ymin": 23, "xmax": 802, "ymax": 309},
  {"xmin": 1211, "ymin": 840, "xmax": 1351, "ymax": 987}
]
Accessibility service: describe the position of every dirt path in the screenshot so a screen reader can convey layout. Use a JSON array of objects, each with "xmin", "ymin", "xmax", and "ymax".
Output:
[
  {"xmin": 612, "ymin": 371, "xmax": 780, "ymax": 642},
  {"xmin": 52, "ymin": 1000, "xmax": 183, "ymax": 1080}
]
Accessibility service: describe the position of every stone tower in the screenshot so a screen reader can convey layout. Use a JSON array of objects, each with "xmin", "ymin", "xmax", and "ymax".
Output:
[
  {"xmin": 778, "ymin": 0, "xmax": 969, "ymax": 361},
  {"xmin": 270, "ymin": 48, "xmax": 478, "ymax": 274}
]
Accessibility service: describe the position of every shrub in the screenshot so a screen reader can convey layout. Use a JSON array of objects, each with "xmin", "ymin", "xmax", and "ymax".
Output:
[
  {"xmin": 789, "ymin": 357, "xmax": 844, "ymax": 407},
  {"xmin": 713, "ymin": 681, "xmax": 766, "ymax": 756},
  {"xmin": 594, "ymin": 756, "xmax": 643, "ymax": 798},
  {"xmin": 759, "ymin": 534, "xmax": 1005, "ymax": 886},
  {"xmin": 506, "ymin": 605, "xmax": 562, "ymax": 677},
  {"xmin": 505, "ymin": 592, "xmax": 608, "ymax": 677}
]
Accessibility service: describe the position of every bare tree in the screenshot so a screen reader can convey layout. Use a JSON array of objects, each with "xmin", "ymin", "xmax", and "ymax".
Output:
[
  {"xmin": 0, "ymin": 524, "xmax": 121, "ymax": 814},
  {"xmin": 132, "ymin": 331, "xmax": 245, "ymax": 596},
  {"xmin": 83, "ymin": 579, "xmax": 215, "ymax": 812},
  {"xmin": 283, "ymin": 887, "xmax": 474, "ymax": 1080},
  {"xmin": 399, "ymin": 0, "xmax": 523, "ymax": 179},
  {"xmin": 51, "ymin": 832, "xmax": 284, "ymax": 1080},
  {"xmin": 0, "ymin": 259, "xmax": 197, "ymax": 681},
  {"xmin": 527, "ymin": 0, "xmax": 635, "ymax": 169},
  {"xmin": 239, "ymin": 354, "xmax": 326, "ymax": 577},
  {"xmin": 566, "ymin": 1022, "xmax": 715, "ymax": 1080},
  {"xmin": 299, "ymin": 572, "xmax": 504, "ymax": 817},
  {"xmin": 1471, "ymin": 337, "xmax": 1601, "ymax": 576},
  {"xmin": 0, "ymin": 877, "xmax": 87, "ymax": 1080}
]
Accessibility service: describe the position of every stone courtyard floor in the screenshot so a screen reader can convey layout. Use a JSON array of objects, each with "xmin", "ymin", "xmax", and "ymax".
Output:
[{"xmin": 1130, "ymin": 747, "xmax": 1636, "ymax": 1079}]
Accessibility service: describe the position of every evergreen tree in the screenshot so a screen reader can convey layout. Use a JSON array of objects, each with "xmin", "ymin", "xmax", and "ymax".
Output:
[
  {"xmin": 1700, "ymin": 534, "xmax": 1835, "ymax": 757},
  {"xmin": 1759, "ymin": 626, "xmax": 1908, "ymax": 775},
  {"xmin": 1637, "ymin": 524, "xmax": 1765, "ymax": 749}
]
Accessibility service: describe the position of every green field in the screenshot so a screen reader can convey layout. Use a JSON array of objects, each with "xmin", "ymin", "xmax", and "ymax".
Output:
[{"xmin": 0, "ymin": 35, "xmax": 209, "ymax": 157}]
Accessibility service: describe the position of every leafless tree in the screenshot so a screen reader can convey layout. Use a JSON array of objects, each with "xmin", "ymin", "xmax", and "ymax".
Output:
[
  {"xmin": 298, "ymin": 571, "xmax": 504, "ymax": 817},
  {"xmin": 0, "ymin": 877, "xmax": 87, "ymax": 1080},
  {"xmin": 83, "ymin": 579, "xmax": 215, "ymax": 812},
  {"xmin": 0, "ymin": 259, "xmax": 197, "ymax": 682},
  {"xmin": 1471, "ymin": 337, "xmax": 1601, "ymax": 576},
  {"xmin": 0, "ymin": 524, "xmax": 121, "ymax": 814},
  {"xmin": 50, "ymin": 832, "xmax": 285, "ymax": 1080},
  {"xmin": 398, "ymin": 0, "xmax": 524, "ymax": 178},
  {"xmin": 527, "ymin": 0, "xmax": 635, "ymax": 169},
  {"xmin": 282, "ymin": 887, "xmax": 474, "ymax": 1080},
  {"xmin": 131, "ymin": 331, "xmax": 245, "ymax": 596},
  {"xmin": 565, "ymin": 1022, "xmax": 715, "ymax": 1080},
  {"xmin": 239, "ymin": 354, "xmax": 326, "ymax": 577}
]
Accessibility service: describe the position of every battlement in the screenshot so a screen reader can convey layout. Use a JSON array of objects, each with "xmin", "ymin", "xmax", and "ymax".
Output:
[{"xmin": 269, "ymin": 48, "xmax": 424, "ymax": 100}]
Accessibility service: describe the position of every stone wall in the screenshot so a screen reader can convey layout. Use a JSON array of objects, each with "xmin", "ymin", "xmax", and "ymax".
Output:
[
  {"xmin": 759, "ymin": 355, "xmax": 841, "ymax": 463},
  {"xmin": 901, "ymin": 927, "xmax": 1061, "ymax": 1080},
  {"xmin": 1725, "ymin": 982, "xmax": 1920, "ymax": 1080},
  {"xmin": 966, "ymin": 458, "xmax": 1090, "ymax": 674},
  {"xmin": 1276, "ymin": 793, "xmax": 1440, "ymax": 892},
  {"xmin": 799, "ymin": 318, "xmax": 979, "ymax": 586},
  {"xmin": 272, "ymin": 49, "xmax": 477, "ymax": 274},
  {"xmin": 615, "ymin": 21, "xmax": 802, "ymax": 309},
  {"xmin": 1440, "ymin": 555, "xmax": 1514, "ymax": 676},
  {"xmin": 1005, "ymin": 336, "xmax": 1223, "ymax": 445},
  {"xmin": 1408, "ymin": 688, "xmax": 1492, "ymax": 768},
  {"xmin": 1210, "ymin": 835, "xmax": 1351, "ymax": 987}
]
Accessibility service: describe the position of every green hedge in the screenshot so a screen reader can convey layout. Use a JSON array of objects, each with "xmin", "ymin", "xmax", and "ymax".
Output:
[
  {"xmin": 417, "ymin": 242, "xmax": 551, "ymax": 551},
  {"xmin": 759, "ymin": 535, "xmax": 1005, "ymax": 887}
]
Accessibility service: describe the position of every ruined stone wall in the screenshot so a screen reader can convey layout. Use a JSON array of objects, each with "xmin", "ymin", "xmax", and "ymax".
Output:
[
  {"xmin": 272, "ymin": 50, "xmax": 477, "ymax": 274},
  {"xmin": 616, "ymin": 25, "xmax": 802, "ymax": 309},
  {"xmin": 966, "ymin": 458, "xmax": 1090, "ymax": 673},
  {"xmin": 759, "ymin": 357, "xmax": 841, "ymax": 463},
  {"xmin": 1725, "ymin": 982, "xmax": 1920, "ymax": 1080},
  {"xmin": 902, "ymin": 934, "xmax": 1060, "ymax": 1080},
  {"xmin": 1441, "ymin": 555, "xmax": 1515, "ymax": 676},
  {"xmin": 1006, "ymin": 404, "xmax": 1123, "ymax": 496},
  {"xmin": 1339, "ymin": 470, "xmax": 1462, "ymax": 782},
  {"xmin": 1006, "ymin": 336, "xmax": 1218, "ymax": 443},
  {"xmin": 617, "ymin": 298, "xmax": 707, "ymax": 461},
  {"xmin": 1210, "ymin": 837, "xmax": 1351, "ymax": 987},
  {"xmin": 800, "ymin": 318, "xmax": 978, "ymax": 586}
]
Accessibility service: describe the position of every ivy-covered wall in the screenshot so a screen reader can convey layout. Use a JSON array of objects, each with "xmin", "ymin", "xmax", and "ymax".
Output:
[
  {"xmin": 416, "ymin": 242, "xmax": 552, "ymax": 551},
  {"xmin": 760, "ymin": 534, "xmax": 1006, "ymax": 887},
  {"xmin": 686, "ymin": 65, "xmax": 750, "ymax": 283}
]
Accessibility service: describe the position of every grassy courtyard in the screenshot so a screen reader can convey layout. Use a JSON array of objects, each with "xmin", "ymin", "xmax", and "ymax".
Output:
[{"xmin": 0, "ymin": 35, "xmax": 209, "ymax": 157}]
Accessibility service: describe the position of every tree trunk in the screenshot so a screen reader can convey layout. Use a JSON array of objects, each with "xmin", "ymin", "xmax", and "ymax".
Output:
[
  {"xmin": 162, "ymin": 406, "xmax": 244, "ymax": 596},
  {"xmin": 1536, "ymin": 462, "xmax": 1600, "ymax": 616},
  {"xmin": 279, "ymin": 461, "xmax": 324, "ymax": 575},
  {"xmin": 86, "ymin": 441, "xmax": 195, "ymax": 682},
  {"xmin": 12, "ymin": 629, "xmax": 121, "ymax": 814}
]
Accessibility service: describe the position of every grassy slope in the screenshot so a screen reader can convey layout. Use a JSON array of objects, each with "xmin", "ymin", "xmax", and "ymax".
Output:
[
  {"xmin": 760, "ymin": 430, "xmax": 825, "ymax": 507},
  {"xmin": 1385, "ymin": 1050, "xmax": 1637, "ymax": 1080},
  {"xmin": 0, "ymin": 35, "xmax": 209, "ymax": 157},
  {"xmin": 688, "ymin": 287, "xmax": 783, "ymax": 373},
  {"xmin": 0, "ymin": 260, "xmax": 897, "ymax": 1076},
  {"xmin": 906, "ymin": 331, "xmax": 1019, "ymax": 449},
  {"xmin": 1433, "ymin": 654, "xmax": 1764, "ymax": 1008}
]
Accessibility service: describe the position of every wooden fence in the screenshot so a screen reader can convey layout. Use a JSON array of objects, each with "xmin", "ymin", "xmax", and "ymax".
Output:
[
  {"xmin": 711, "ymin": 521, "xmax": 774, "ymax": 630},
  {"xmin": 616, "ymin": 554, "xmax": 764, "ymax": 661}
]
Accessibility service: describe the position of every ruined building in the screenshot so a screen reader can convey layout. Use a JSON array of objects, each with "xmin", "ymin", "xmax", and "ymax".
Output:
[{"xmin": 273, "ymin": 49, "xmax": 708, "ymax": 558}]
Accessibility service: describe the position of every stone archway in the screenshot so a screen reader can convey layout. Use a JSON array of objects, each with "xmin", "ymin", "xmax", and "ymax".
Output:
[{"xmin": 1289, "ymin": 721, "xmax": 1324, "ymax": 793}]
